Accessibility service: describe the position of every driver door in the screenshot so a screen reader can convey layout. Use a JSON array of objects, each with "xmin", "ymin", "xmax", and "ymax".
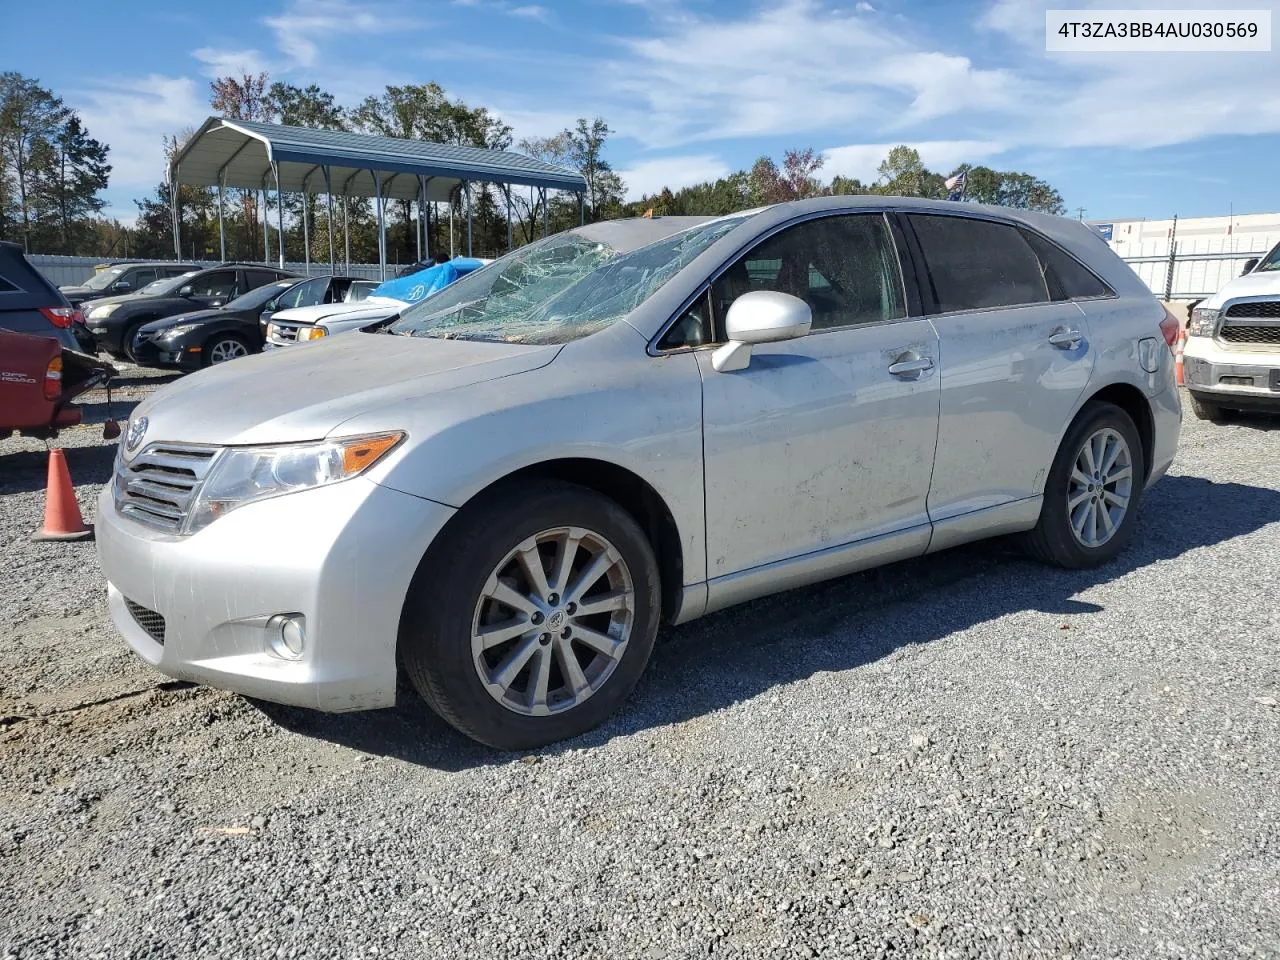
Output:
[{"xmin": 694, "ymin": 213, "xmax": 941, "ymax": 599}]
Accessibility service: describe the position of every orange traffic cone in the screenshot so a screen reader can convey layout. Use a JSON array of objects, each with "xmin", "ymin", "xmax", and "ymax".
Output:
[
  {"xmin": 1174, "ymin": 329, "xmax": 1186, "ymax": 386},
  {"xmin": 33, "ymin": 448, "xmax": 93, "ymax": 542}
]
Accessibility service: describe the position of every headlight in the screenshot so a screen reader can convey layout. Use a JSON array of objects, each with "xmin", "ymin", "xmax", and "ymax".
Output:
[
  {"xmin": 89, "ymin": 303, "xmax": 120, "ymax": 319},
  {"xmin": 297, "ymin": 326, "xmax": 328, "ymax": 341},
  {"xmin": 157, "ymin": 323, "xmax": 203, "ymax": 338},
  {"xmin": 184, "ymin": 432, "xmax": 404, "ymax": 533},
  {"xmin": 1188, "ymin": 308, "xmax": 1220, "ymax": 337}
]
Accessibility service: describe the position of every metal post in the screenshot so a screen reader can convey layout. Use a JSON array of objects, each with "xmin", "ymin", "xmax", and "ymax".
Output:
[
  {"xmin": 273, "ymin": 162, "xmax": 285, "ymax": 269},
  {"xmin": 449, "ymin": 198, "xmax": 455, "ymax": 258},
  {"xmin": 342, "ymin": 195, "xmax": 350, "ymax": 273},
  {"xmin": 1166, "ymin": 215, "xmax": 1179, "ymax": 301},
  {"xmin": 260, "ymin": 183, "xmax": 270, "ymax": 265},
  {"xmin": 504, "ymin": 185, "xmax": 513, "ymax": 253},
  {"xmin": 579, "ymin": 192, "xmax": 585, "ymax": 226},
  {"xmin": 374, "ymin": 170, "xmax": 386, "ymax": 281},
  {"xmin": 323, "ymin": 166, "xmax": 335, "ymax": 273},
  {"xmin": 423, "ymin": 178, "xmax": 432, "ymax": 261},
  {"xmin": 464, "ymin": 181, "xmax": 473, "ymax": 257},
  {"xmin": 301, "ymin": 182, "xmax": 311, "ymax": 277},
  {"xmin": 416, "ymin": 175, "xmax": 424, "ymax": 263},
  {"xmin": 217, "ymin": 172, "xmax": 226, "ymax": 262},
  {"xmin": 170, "ymin": 163, "xmax": 182, "ymax": 260},
  {"xmin": 542, "ymin": 187, "xmax": 548, "ymax": 238}
]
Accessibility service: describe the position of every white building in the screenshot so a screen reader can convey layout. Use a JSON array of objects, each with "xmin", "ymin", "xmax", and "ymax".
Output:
[{"xmin": 1090, "ymin": 212, "xmax": 1280, "ymax": 301}]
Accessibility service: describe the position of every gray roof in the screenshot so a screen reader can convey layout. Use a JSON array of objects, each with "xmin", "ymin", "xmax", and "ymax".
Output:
[{"xmin": 170, "ymin": 117, "xmax": 587, "ymax": 202}]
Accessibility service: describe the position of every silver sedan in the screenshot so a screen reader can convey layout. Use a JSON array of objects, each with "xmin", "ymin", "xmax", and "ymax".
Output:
[{"xmin": 97, "ymin": 196, "xmax": 1181, "ymax": 749}]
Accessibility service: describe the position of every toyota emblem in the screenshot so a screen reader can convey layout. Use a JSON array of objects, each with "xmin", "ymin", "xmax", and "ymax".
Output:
[{"xmin": 124, "ymin": 416, "xmax": 149, "ymax": 456}]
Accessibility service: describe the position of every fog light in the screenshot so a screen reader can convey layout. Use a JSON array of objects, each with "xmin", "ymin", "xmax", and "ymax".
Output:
[{"xmin": 266, "ymin": 614, "xmax": 307, "ymax": 660}]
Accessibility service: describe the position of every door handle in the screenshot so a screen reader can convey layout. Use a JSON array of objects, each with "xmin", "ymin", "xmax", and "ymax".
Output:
[
  {"xmin": 1048, "ymin": 329, "xmax": 1083, "ymax": 348},
  {"xmin": 887, "ymin": 356, "xmax": 934, "ymax": 376}
]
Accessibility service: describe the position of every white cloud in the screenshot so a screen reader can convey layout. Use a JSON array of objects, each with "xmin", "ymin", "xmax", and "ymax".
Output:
[
  {"xmin": 192, "ymin": 47, "xmax": 270, "ymax": 79},
  {"xmin": 617, "ymin": 155, "xmax": 734, "ymax": 200},
  {"xmin": 822, "ymin": 140, "xmax": 1008, "ymax": 183},
  {"xmin": 264, "ymin": 0, "xmax": 414, "ymax": 69},
  {"xmin": 71, "ymin": 74, "xmax": 207, "ymax": 212},
  {"xmin": 510, "ymin": 4, "xmax": 549, "ymax": 21}
]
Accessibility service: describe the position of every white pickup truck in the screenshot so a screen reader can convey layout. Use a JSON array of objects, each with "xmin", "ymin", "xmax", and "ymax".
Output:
[
  {"xmin": 1183, "ymin": 240, "xmax": 1280, "ymax": 420},
  {"xmin": 263, "ymin": 298, "xmax": 404, "ymax": 349}
]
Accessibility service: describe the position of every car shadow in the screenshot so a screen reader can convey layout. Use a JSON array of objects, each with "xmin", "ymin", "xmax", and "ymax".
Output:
[{"xmin": 256, "ymin": 472, "xmax": 1280, "ymax": 771}]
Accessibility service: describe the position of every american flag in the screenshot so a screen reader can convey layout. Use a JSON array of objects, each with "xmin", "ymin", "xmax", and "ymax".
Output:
[{"xmin": 945, "ymin": 171, "xmax": 967, "ymax": 201}]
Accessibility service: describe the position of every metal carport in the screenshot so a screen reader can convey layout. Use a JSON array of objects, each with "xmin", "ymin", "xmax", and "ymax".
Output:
[{"xmin": 169, "ymin": 117, "xmax": 589, "ymax": 278}]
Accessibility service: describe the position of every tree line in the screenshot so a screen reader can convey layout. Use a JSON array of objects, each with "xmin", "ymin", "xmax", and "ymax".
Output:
[{"xmin": 1, "ymin": 68, "xmax": 1067, "ymax": 265}]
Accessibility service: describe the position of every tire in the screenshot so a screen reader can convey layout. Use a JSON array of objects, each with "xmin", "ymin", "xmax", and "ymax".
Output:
[
  {"xmin": 399, "ymin": 480, "xmax": 661, "ymax": 751},
  {"xmin": 1188, "ymin": 393, "xmax": 1229, "ymax": 422},
  {"xmin": 121, "ymin": 322, "xmax": 146, "ymax": 363},
  {"xmin": 203, "ymin": 333, "xmax": 251, "ymax": 367},
  {"xmin": 1024, "ymin": 402, "xmax": 1146, "ymax": 569}
]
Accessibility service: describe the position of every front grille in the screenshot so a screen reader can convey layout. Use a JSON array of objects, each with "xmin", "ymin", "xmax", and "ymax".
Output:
[
  {"xmin": 124, "ymin": 598, "xmax": 165, "ymax": 644},
  {"xmin": 113, "ymin": 444, "xmax": 219, "ymax": 532},
  {"xmin": 1224, "ymin": 301, "xmax": 1280, "ymax": 319},
  {"xmin": 1220, "ymin": 325, "xmax": 1280, "ymax": 346},
  {"xmin": 270, "ymin": 323, "xmax": 301, "ymax": 343}
]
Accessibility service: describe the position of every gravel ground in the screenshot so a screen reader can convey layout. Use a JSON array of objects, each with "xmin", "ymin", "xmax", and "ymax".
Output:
[{"xmin": 2, "ymin": 371, "xmax": 1278, "ymax": 960}]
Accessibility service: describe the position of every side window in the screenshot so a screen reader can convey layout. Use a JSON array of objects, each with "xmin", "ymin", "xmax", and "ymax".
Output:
[
  {"xmin": 129, "ymin": 268, "xmax": 157, "ymax": 288},
  {"xmin": 189, "ymin": 270, "xmax": 238, "ymax": 298},
  {"xmin": 244, "ymin": 270, "xmax": 279, "ymax": 290},
  {"xmin": 711, "ymin": 214, "xmax": 906, "ymax": 333},
  {"xmin": 1019, "ymin": 230, "xmax": 1111, "ymax": 300},
  {"xmin": 294, "ymin": 278, "xmax": 328, "ymax": 308},
  {"xmin": 908, "ymin": 215, "xmax": 1049, "ymax": 313},
  {"xmin": 164, "ymin": 266, "xmax": 192, "ymax": 279}
]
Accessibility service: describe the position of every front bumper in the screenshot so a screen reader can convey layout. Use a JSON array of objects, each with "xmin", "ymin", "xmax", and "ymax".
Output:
[
  {"xmin": 97, "ymin": 476, "xmax": 456, "ymax": 712},
  {"xmin": 130, "ymin": 336, "xmax": 198, "ymax": 370},
  {"xmin": 1183, "ymin": 335, "xmax": 1280, "ymax": 406}
]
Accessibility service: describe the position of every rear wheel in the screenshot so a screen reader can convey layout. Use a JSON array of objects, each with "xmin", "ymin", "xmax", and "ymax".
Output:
[
  {"xmin": 400, "ymin": 481, "xmax": 661, "ymax": 750},
  {"xmin": 204, "ymin": 333, "xmax": 250, "ymax": 366},
  {"xmin": 1024, "ymin": 402, "xmax": 1145, "ymax": 569},
  {"xmin": 1188, "ymin": 393, "xmax": 1229, "ymax": 422}
]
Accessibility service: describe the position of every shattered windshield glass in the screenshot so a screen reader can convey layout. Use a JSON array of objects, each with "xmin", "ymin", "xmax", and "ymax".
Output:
[{"xmin": 386, "ymin": 217, "xmax": 747, "ymax": 344}]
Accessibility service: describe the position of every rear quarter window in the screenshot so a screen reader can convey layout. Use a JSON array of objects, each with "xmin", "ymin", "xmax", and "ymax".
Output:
[
  {"xmin": 1019, "ymin": 230, "xmax": 1112, "ymax": 300},
  {"xmin": 908, "ymin": 214, "xmax": 1051, "ymax": 313}
]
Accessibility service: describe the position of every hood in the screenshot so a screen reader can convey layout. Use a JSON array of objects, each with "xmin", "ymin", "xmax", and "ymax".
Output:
[
  {"xmin": 271, "ymin": 301, "xmax": 401, "ymax": 325},
  {"xmin": 1201, "ymin": 270, "xmax": 1280, "ymax": 308},
  {"xmin": 131, "ymin": 330, "xmax": 559, "ymax": 446},
  {"xmin": 139, "ymin": 308, "xmax": 223, "ymax": 333},
  {"xmin": 86, "ymin": 292, "xmax": 181, "ymax": 314}
]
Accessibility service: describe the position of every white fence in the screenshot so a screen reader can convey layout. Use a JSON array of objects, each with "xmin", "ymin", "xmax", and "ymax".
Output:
[
  {"xmin": 29, "ymin": 255, "xmax": 389, "ymax": 287},
  {"xmin": 1115, "ymin": 237, "xmax": 1275, "ymax": 301}
]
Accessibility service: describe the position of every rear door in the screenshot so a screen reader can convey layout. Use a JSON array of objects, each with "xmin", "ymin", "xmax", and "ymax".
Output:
[{"xmin": 902, "ymin": 213, "xmax": 1096, "ymax": 522}]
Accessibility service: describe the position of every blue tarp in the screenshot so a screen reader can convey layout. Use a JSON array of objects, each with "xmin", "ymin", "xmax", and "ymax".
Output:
[{"xmin": 370, "ymin": 258, "xmax": 486, "ymax": 304}]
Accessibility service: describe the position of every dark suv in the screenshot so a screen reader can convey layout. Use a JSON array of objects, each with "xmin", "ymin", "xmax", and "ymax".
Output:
[
  {"xmin": 0, "ymin": 240, "xmax": 83, "ymax": 353},
  {"xmin": 81, "ymin": 263, "xmax": 298, "ymax": 360},
  {"xmin": 59, "ymin": 261, "xmax": 201, "ymax": 308}
]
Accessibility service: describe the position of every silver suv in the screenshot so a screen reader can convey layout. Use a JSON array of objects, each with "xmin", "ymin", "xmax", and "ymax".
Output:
[{"xmin": 97, "ymin": 197, "xmax": 1181, "ymax": 750}]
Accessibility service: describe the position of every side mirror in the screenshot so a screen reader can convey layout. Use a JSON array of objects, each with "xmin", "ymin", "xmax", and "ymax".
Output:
[
  {"xmin": 112, "ymin": 281, "xmax": 131, "ymax": 292},
  {"xmin": 711, "ymin": 290, "xmax": 812, "ymax": 373},
  {"xmin": 1241, "ymin": 258, "xmax": 1259, "ymax": 276},
  {"xmin": 179, "ymin": 284, "xmax": 194, "ymax": 297}
]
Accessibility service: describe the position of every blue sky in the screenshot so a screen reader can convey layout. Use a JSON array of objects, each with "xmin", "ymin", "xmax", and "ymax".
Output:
[{"xmin": 7, "ymin": 0, "xmax": 1280, "ymax": 223}]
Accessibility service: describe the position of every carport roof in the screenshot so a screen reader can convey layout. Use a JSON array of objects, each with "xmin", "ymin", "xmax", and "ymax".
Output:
[{"xmin": 170, "ymin": 117, "xmax": 587, "ymax": 202}]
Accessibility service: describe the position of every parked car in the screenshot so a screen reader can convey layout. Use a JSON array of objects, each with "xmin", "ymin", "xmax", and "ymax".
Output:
[
  {"xmin": 1182, "ymin": 238, "xmax": 1280, "ymax": 420},
  {"xmin": 81, "ymin": 263, "xmax": 298, "ymax": 361},
  {"xmin": 0, "ymin": 240, "xmax": 84, "ymax": 353},
  {"xmin": 98, "ymin": 198, "xmax": 1181, "ymax": 751},
  {"xmin": 258, "ymin": 275, "xmax": 378, "ymax": 335},
  {"xmin": 130, "ymin": 278, "xmax": 303, "ymax": 371},
  {"xmin": 264, "ymin": 301, "xmax": 405, "ymax": 348},
  {"xmin": 59, "ymin": 261, "xmax": 201, "ymax": 308},
  {"xmin": 0, "ymin": 330, "xmax": 116, "ymax": 440},
  {"xmin": 263, "ymin": 261, "xmax": 484, "ymax": 348}
]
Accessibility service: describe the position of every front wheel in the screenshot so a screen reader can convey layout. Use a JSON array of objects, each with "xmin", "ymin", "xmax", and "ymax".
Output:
[
  {"xmin": 204, "ymin": 333, "xmax": 250, "ymax": 366},
  {"xmin": 1024, "ymin": 402, "xmax": 1146, "ymax": 569},
  {"xmin": 399, "ymin": 481, "xmax": 661, "ymax": 750},
  {"xmin": 1188, "ymin": 393, "xmax": 1230, "ymax": 422}
]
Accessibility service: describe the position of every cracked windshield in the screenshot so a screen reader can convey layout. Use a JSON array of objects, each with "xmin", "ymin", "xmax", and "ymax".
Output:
[{"xmin": 386, "ymin": 216, "xmax": 748, "ymax": 344}]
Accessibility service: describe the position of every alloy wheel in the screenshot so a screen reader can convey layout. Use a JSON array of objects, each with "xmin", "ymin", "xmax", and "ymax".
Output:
[
  {"xmin": 209, "ymin": 339, "xmax": 248, "ymax": 364},
  {"xmin": 1066, "ymin": 427, "xmax": 1133, "ymax": 548},
  {"xmin": 471, "ymin": 526, "xmax": 635, "ymax": 717}
]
